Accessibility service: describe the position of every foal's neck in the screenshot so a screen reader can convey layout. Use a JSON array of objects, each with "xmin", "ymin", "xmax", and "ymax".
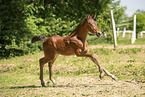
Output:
[
  {"xmin": 69, "ymin": 23, "xmax": 88, "ymax": 52},
  {"xmin": 69, "ymin": 24, "xmax": 88, "ymax": 42}
]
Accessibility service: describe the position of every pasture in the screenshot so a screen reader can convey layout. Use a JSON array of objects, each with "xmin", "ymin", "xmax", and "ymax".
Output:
[{"xmin": 0, "ymin": 35, "xmax": 145, "ymax": 97}]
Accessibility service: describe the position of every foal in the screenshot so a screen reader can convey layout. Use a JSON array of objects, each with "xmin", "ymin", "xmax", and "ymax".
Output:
[{"xmin": 32, "ymin": 15, "xmax": 118, "ymax": 87}]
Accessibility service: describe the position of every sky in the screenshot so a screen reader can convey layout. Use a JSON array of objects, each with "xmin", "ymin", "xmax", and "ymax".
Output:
[{"xmin": 119, "ymin": 0, "xmax": 145, "ymax": 17}]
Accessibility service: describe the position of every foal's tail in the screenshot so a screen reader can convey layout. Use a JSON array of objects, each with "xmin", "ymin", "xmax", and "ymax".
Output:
[{"xmin": 31, "ymin": 35, "xmax": 47, "ymax": 43}]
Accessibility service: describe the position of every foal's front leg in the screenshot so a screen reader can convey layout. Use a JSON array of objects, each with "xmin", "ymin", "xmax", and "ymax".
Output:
[
  {"xmin": 75, "ymin": 49, "xmax": 104, "ymax": 79},
  {"xmin": 89, "ymin": 54, "xmax": 105, "ymax": 79},
  {"xmin": 75, "ymin": 49, "xmax": 118, "ymax": 80},
  {"xmin": 89, "ymin": 54, "xmax": 118, "ymax": 80}
]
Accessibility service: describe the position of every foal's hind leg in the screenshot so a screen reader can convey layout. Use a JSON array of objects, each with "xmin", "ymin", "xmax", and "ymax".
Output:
[
  {"xmin": 39, "ymin": 57, "xmax": 47, "ymax": 87},
  {"xmin": 39, "ymin": 56, "xmax": 57, "ymax": 87},
  {"xmin": 48, "ymin": 58, "xmax": 57, "ymax": 85}
]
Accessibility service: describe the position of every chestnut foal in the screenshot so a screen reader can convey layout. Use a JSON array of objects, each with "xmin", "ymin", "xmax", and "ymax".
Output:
[{"xmin": 32, "ymin": 15, "xmax": 118, "ymax": 87}]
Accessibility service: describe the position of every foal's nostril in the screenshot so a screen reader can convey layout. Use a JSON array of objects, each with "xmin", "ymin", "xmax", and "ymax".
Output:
[
  {"xmin": 97, "ymin": 32, "xmax": 102, "ymax": 37},
  {"xmin": 98, "ymin": 32, "xmax": 101, "ymax": 36}
]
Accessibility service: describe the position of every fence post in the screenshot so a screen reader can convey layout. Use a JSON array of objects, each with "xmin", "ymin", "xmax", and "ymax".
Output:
[
  {"xmin": 123, "ymin": 27, "xmax": 126, "ymax": 38},
  {"xmin": 131, "ymin": 15, "xmax": 136, "ymax": 44},
  {"xmin": 141, "ymin": 32, "xmax": 143, "ymax": 38},
  {"xmin": 117, "ymin": 28, "xmax": 119, "ymax": 36},
  {"xmin": 111, "ymin": 10, "xmax": 117, "ymax": 49}
]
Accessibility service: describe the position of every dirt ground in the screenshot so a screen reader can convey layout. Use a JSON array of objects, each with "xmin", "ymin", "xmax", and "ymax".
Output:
[
  {"xmin": 47, "ymin": 76, "xmax": 145, "ymax": 97},
  {"xmin": 5, "ymin": 75, "xmax": 144, "ymax": 97}
]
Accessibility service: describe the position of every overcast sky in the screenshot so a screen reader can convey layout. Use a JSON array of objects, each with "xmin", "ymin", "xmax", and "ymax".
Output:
[{"xmin": 119, "ymin": 0, "xmax": 145, "ymax": 17}]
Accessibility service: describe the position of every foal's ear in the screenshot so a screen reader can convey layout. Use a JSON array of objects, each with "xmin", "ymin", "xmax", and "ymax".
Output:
[
  {"xmin": 87, "ymin": 14, "xmax": 90, "ymax": 19},
  {"xmin": 93, "ymin": 14, "xmax": 96, "ymax": 19}
]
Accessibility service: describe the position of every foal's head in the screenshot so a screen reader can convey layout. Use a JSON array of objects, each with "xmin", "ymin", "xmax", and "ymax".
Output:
[{"xmin": 85, "ymin": 14, "xmax": 102, "ymax": 37}]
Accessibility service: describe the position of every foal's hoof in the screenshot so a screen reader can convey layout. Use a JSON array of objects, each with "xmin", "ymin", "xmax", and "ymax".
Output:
[
  {"xmin": 51, "ymin": 79, "xmax": 57, "ymax": 86},
  {"xmin": 41, "ymin": 81, "xmax": 46, "ymax": 87},
  {"xmin": 41, "ymin": 83, "xmax": 46, "ymax": 87},
  {"xmin": 41, "ymin": 84, "xmax": 46, "ymax": 87},
  {"xmin": 53, "ymin": 82, "xmax": 58, "ymax": 86},
  {"xmin": 112, "ymin": 75, "xmax": 118, "ymax": 81},
  {"xmin": 99, "ymin": 72, "xmax": 105, "ymax": 79},
  {"xmin": 83, "ymin": 51, "xmax": 87, "ymax": 53}
]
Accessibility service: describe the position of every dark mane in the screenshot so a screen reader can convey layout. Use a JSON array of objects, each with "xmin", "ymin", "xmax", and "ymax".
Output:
[{"xmin": 69, "ymin": 17, "xmax": 87, "ymax": 36}]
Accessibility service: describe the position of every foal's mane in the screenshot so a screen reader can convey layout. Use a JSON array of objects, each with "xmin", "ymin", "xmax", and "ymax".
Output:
[
  {"xmin": 69, "ymin": 17, "xmax": 87, "ymax": 37},
  {"xmin": 69, "ymin": 15, "xmax": 95, "ymax": 37}
]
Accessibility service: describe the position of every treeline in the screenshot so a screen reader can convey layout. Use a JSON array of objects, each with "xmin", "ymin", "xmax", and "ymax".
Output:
[{"xmin": 0, "ymin": 0, "xmax": 126, "ymax": 58}]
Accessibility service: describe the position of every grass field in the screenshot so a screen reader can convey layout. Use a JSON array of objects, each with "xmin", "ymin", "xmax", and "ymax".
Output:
[{"xmin": 0, "ymin": 35, "xmax": 145, "ymax": 97}]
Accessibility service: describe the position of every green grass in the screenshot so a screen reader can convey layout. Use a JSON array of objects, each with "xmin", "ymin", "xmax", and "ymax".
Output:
[
  {"xmin": 87, "ymin": 33, "xmax": 145, "ymax": 46},
  {"xmin": 1, "ymin": 48, "xmax": 144, "ymax": 81},
  {"xmin": 117, "ymin": 33, "xmax": 145, "ymax": 45},
  {"xmin": 0, "ymin": 47, "xmax": 145, "ymax": 96},
  {"xmin": 117, "ymin": 37, "xmax": 145, "ymax": 45},
  {"xmin": 87, "ymin": 35, "xmax": 113, "ymax": 46}
]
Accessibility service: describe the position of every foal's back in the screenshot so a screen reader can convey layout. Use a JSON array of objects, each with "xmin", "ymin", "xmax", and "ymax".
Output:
[{"xmin": 43, "ymin": 35, "xmax": 88, "ymax": 56}]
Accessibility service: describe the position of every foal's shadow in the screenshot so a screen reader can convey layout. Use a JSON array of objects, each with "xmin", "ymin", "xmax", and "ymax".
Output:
[
  {"xmin": 8, "ymin": 83, "xmax": 113, "ymax": 89},
  {"xmin": 10, "ymin": 85, "xmax": 42, "ymax": 89},
  {"xmin": 9, "ymin": 84, "xmax": 76, "ymax": 89}
]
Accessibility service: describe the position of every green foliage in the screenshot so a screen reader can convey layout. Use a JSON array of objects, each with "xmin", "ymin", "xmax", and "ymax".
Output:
[
  {"xmin": 24, "ymin": 2, "xmax": 78, "ymax": 37},
  {"xmin": 47, "ymin": 0, "xmax": 112, "ymax": 21},
  {"xmin": 26, "ymin": 16, "xmax": 46, "ymax": 36},
  {"xmin": 45, "ymin": 16, "xmax": 78, "ymax": 36},
  {"xmin": 96, "ymin": 7, "xmax": 111, "ymax": 32},
  {"xmin": 0, "ymin": 0, "xmax": 26, "ymax": 46},
  {"xmin": 110, "ymin": 0, "xmax": 127, "ymax": 24}
]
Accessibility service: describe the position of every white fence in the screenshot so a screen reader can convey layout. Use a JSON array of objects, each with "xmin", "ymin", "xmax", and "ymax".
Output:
[
  {"xmin": 117, "ymin": 27, "xmax": 133, "ymax": 38},
  {"xmin": 115, "ymin": 15, "xmax": 136, "ymax": 44},
  {"xmin": 111, "ymin": 10, "xmax": 145, "ymax": 48},
  {"xmin": 140, "ymin": 31, "xmax": 145, "ymax": 38},
  {"xmin": 111, "ymin": 10, "xmax": 117, "ymax": 48}
]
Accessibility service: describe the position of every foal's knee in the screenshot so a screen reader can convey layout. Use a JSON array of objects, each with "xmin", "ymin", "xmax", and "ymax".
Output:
[
  {"xmin": 39, "ymin": 58, "xmax": 46, "ymax": 66},
  {"xmin": 39, "ymin": 58, "xmax": 43, "ymax": 64}
]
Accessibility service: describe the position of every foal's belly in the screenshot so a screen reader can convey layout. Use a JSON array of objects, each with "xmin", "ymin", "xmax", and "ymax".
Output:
[{"xmin": 56, "ymin": 46, "xmax": 76, "ymax": 56}]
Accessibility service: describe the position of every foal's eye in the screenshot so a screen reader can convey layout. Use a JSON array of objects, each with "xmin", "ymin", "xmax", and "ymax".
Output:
[{"xmin": 89, "ymin": 23, "xmax": 93, "ymax": 27}]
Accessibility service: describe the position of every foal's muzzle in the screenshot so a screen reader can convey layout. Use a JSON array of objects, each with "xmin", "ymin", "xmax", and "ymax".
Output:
[{"xmin": 96, "ymin": 32, "xmax": 102, "ymax": 37}]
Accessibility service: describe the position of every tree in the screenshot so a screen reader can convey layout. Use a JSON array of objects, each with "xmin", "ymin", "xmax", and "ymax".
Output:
[
  {"xmin": 41, "ymin": 0, "xmax": 112, "ymax": 21},
  {"xmin": 96, "ymin": 0, "xmax": 127, "ymax": 32},
  {"xmin": 0, "ymin": 0, "xmax": 26, "ymax": 49},
  {"xmin": 24, "ymin": 0, "xmax": 115, "ymax": 37}
]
